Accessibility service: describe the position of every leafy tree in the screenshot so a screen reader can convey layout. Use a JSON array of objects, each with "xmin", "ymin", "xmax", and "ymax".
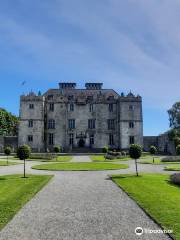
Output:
[
  {"xmin": 168, "ymin": 102, "xmax": 180, "ymax": 129},
  {"xmin": 17, "ymin": 145, "xmax": 31, "ymax": 178},
  {"xmin": 4, "ymin": 147, "xmax": 11, "ymax": 165},
  {"xmin": 54, "ymin": 146, "xmax": 61, "ymax": 161},
  {"xmin": 129, "ymin": 144, "xmax": 142, "ymax": 176},
  {"xmin": 0, "ymin": 108, "xmax": 18, "ymax": 136},
  {"xmin": 176, "ymin": 145, "xmax": 180, "ymax": 155},
  {"xmin": 173, "ymin": 137, "xmax": 180, "ymax": 147},
  {"xmin": 149, "ymin": 146, "xmax": 157, "ymax": 163}
]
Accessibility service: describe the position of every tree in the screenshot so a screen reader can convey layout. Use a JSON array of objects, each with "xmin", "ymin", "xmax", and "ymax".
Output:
[
  {"xmin": 102, "ymin": 146, "xmax": 108, "ymax": 153},
  {"xmin": 173, "ymin": 137, "xmax": 180, "ymax": 147},
  {"xmin": 54, "ymin": 146, "xmax": 61, "ymax": 161},
  {"xmin": 0, "ymin": 108, "xmax": 18, "ymax": 136},
  {"xmin": 176, "ymin": 145, "xmax": 180, "ymax": 155},
  {"xmin": 149, "ymin": 146, "xmax": 157, "ymax": 163},
  {"xmin": 17, "ymin": 145, "xmax": 31, "ymax": 178},
  {"xmin": 129, "ymin": 144, "xmax": 142, "ymax": 176},
  {"xmin": 4, "ymin": 147, "xmax": 11, "ymax": 165}
]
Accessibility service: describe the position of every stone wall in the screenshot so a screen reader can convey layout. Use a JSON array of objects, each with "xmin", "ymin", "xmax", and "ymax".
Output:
[{"xmin": 0, "ymin": 136, "xmax": 18, "ymax": 152}]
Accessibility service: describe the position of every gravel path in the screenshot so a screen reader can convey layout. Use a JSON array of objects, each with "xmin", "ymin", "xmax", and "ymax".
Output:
[{"xmin": 0, "ymin": 156, "xmax": 174, "ymax": 240}]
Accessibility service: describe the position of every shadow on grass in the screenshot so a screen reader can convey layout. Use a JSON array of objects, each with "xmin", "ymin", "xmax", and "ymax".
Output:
[{"xmin": 110, "ymin": 174, "xmax": 143, "ymax": 179}]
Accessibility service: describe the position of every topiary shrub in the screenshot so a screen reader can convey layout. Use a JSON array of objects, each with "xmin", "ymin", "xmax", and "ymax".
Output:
[
  {"xmin": 17, "ymin": 145, "xmax": 31, "ymax": 178},
  {"xmin": 129, "ymin": 144, "xmax": 142, "ymax": 176},
  {"xmin": 176, "ymin": 145, "xmax": 180, "ymax": 155},
  {"xmin": 102, "ymin": 146, "xmax": 108, "ymax": 153},
  {"xmin": 170, "ymin": 173, "xmax": 180, "ymax": 186},
  {"xmin": 4, "ymin": 147, "xmax": 11, "ymax": 165},
  {"xmin": 149, "ymin": 146, "xmax": 157, "ymax": 163}
]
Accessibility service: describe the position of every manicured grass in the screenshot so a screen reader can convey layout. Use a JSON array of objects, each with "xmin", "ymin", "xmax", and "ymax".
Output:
[
  {"xmin": 90, "ymin": 155, "xmax": 130, "ymax": 162},
  {"xmin": 0, "ymin": 161, "xmax": 21, "ymax": 166},
  {"xmin": 32, "ymin": 162, "xmax": 129, "ymax": 171},
  {"xmin": 111, "ymin": 174, "xmax": 180, "ymax": 239},
  {"xmin": 0, "ymin": 174, "xmax": 53, "ymax": 230},
  {"xmin": 164, "ymin": 166, "xmax": 180, "ymax": 171}
]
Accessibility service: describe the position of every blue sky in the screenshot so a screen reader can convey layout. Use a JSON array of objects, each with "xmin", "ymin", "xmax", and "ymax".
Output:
[{"xmin": 0, "ymin": 0, "xmax": 180, "ymax": 136}]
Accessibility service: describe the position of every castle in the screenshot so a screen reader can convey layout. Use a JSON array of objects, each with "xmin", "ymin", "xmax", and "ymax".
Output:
[{"xmin": 18, "ymin": 82, "xmax": 143, "ymax": 152}]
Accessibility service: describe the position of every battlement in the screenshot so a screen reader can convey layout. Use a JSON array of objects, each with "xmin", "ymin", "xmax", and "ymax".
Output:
[
  {"xmin": 59, "ymin": 82, "xmax": 76, "ymax": 89},
  {"xmin": 85, "ymin": 83, "xmax": 103, "ymax": 90}
]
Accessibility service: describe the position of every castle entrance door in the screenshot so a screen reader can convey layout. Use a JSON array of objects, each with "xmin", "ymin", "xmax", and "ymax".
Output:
[{"xmin": 79, "ymin": 138, "xmax": 85, "ymax": 147}]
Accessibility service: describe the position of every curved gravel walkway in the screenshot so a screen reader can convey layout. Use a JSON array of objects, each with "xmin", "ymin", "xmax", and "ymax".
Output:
[{"xmin": 0, "ymin": 156, "xmax": 174, "ymax": 240}]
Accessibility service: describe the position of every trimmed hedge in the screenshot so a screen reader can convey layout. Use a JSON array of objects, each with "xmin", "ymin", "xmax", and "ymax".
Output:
[
  {"xmin": 170, "ymin": 173, "xmax": 180, "ymax": 186},
  {"xmin": 161, "ymin": 156, "xmax": 180, "ymax": 162}
]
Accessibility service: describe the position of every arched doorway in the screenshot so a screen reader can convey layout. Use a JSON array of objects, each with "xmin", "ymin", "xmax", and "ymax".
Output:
[{"xmin": 79, "ymin": 138, "xmax": 85, "ymax": 147}]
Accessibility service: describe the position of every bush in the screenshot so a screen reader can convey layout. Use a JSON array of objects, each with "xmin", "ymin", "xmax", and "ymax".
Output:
[
  {"xmin": 102, "ymin": 146, "xmax": 108, "ymax": 153},
  {"xmin": 129, "ymin": 144, "xmax": 142, "ymax": 160},
  {"xmin": 149, "ymin": 146, "xmax": 157, "ymax": 155},
  {"xmin": 17, "ymin": 145, "xmax": 31, "ymax": 160},
  {"xmin": 105, "ymin": 154, "xmax": 116, "ymax": 160},
  {"xmin": 121, "ymin": 151, "xmax": 126, "ymax": 156},
  {"xmin": 161, "ymin": 156, "xmax": 180, "ymax": 162},
  {"xmin": 4, "ymin": 147, "xmax": 11, "ymax": 156},
  {"xmin": 170, "ymin": 173, "xmax": 180, "ymax": 186},
  {"xmin": 176, "ymin": 145, "xmax": 180, "ymax": 155},
  {"xmin": 54, "ymin": 146, "xmax": 61, "ymax": 153},
  {"xmin": 129, "ymin": 144, "xmax": 142, "ymax": 177}
]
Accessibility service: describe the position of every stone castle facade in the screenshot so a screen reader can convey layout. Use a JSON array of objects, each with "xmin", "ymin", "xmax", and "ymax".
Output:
[{"xmin": 18, "ymin": 82, "xmax": 143, "ymax": 152}]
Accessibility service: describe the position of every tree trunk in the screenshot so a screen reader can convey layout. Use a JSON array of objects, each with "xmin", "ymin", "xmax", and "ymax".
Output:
[
  {"xmin": 153, "ymin": 156, "xmax": 155, "ymax": 163},
  {"xmin": 7, "ymin": 155, "xmax": 8, "ymax": 165},
  {"xmin": 23, "ymin": 159, "xmax": 26, "ymax": 178},
  {"xmin": 135, "ymin": 159, "xmax": 138, "ymax": 176}
]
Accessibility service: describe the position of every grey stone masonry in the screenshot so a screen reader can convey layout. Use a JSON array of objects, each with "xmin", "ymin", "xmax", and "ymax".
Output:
[{"xmin": 18, "ymin": 83, "xmax": 143, "ymax": 152}]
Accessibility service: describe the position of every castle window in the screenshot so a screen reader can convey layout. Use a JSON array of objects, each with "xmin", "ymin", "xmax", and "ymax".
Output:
[
  {"xmin": 129, "ymin": 136, "xmax": 135, "ymax": 144},
  {"xmin": 107, "ymin": 119, "xmax": 115, "ymax": 130},
  {"xmin": 68, "ymin": 119, "xmax": 75, "ymax": 129},
  {"xmin": 48, "ymin": 133, "xmax": 54, "ymax": 145},
  {"xmin": 47, "ymin": 95, "xmax": 53, "ymax": 100},
  {"xmin": 89, "ymin": 104, "xmax": 94, "ymax": 112},
  {"xmin": 28, "ymin": 120, "xmax": 33, "ymax": 128},
  {"xmin": 90, "ymin": 134, "xmax": 94, "ymax": 145},
  {"xmin": 28, "ymin": 135, "xmax": 33, "ymax": 142},
  {"xmin": 129, "ymin": 105, "xmax": 134, "ymax": 110},
  {"xmin": 69, "ymin": 133, "xmax": 74, "ymax": 145},
  {"xmin": 87, "ymin": 96, "xmax": 93, "ymax": 101},
  {"xmin": 109, "ymin": 103, "xmax": 113, "ymax": 112},
  {"xmin": 48, "ymin": 119, "xmax": 55, "ymax": 129},
  {"xmin": 108, "ymin": 95, "xmax": 114, "ymax": 101},
  {"xmin": 29, "ymin": 104, "xmax": 34, "ymax": 109},
  {"xmin": 49, "ymin": 103, "xmax": 54, "ymax": 111},
  {"xmin": 69, "ymin": 103, "xmax": 74, "ymax": 111},
  {"xmin": 68, "ymin": 95, "xmax": 74, "ymax": 101},
  {"xmin": 129, "ymin": 121, "xmax": 134, "ymax": 128},
  {"xmin": 88, "ymin": 119, "xmax": 96, "ymax": 129},
  {"xmin": 109, "ymin": 134, "xmax": 114, "ymax": 145}
]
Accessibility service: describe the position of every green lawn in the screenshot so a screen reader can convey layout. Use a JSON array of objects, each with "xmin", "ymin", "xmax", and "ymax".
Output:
[
  {"xmin": 0, "ymin": 174, "xmax": 53, "ymax": 230},
  {"xmin": 32, "ymin": 162, "xmax": 129, "ymax": 171},
  {"xmin": 90, "ymin": 155, "xmax": 130, "ymax": 162},
  {"xmin": 111, "ymin": 174, "xmax": 180, "ymax": 239},
  {"xmin": 43, "ymin": 156, "xmax": 72, "ymax": 162},
  {"xmin": 0, "ymin": 161, "xmax": 21, "ymax": 166},
  {"xmin": 164, "ymin": 166, "xmax": 180, "ymax": 171}
]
